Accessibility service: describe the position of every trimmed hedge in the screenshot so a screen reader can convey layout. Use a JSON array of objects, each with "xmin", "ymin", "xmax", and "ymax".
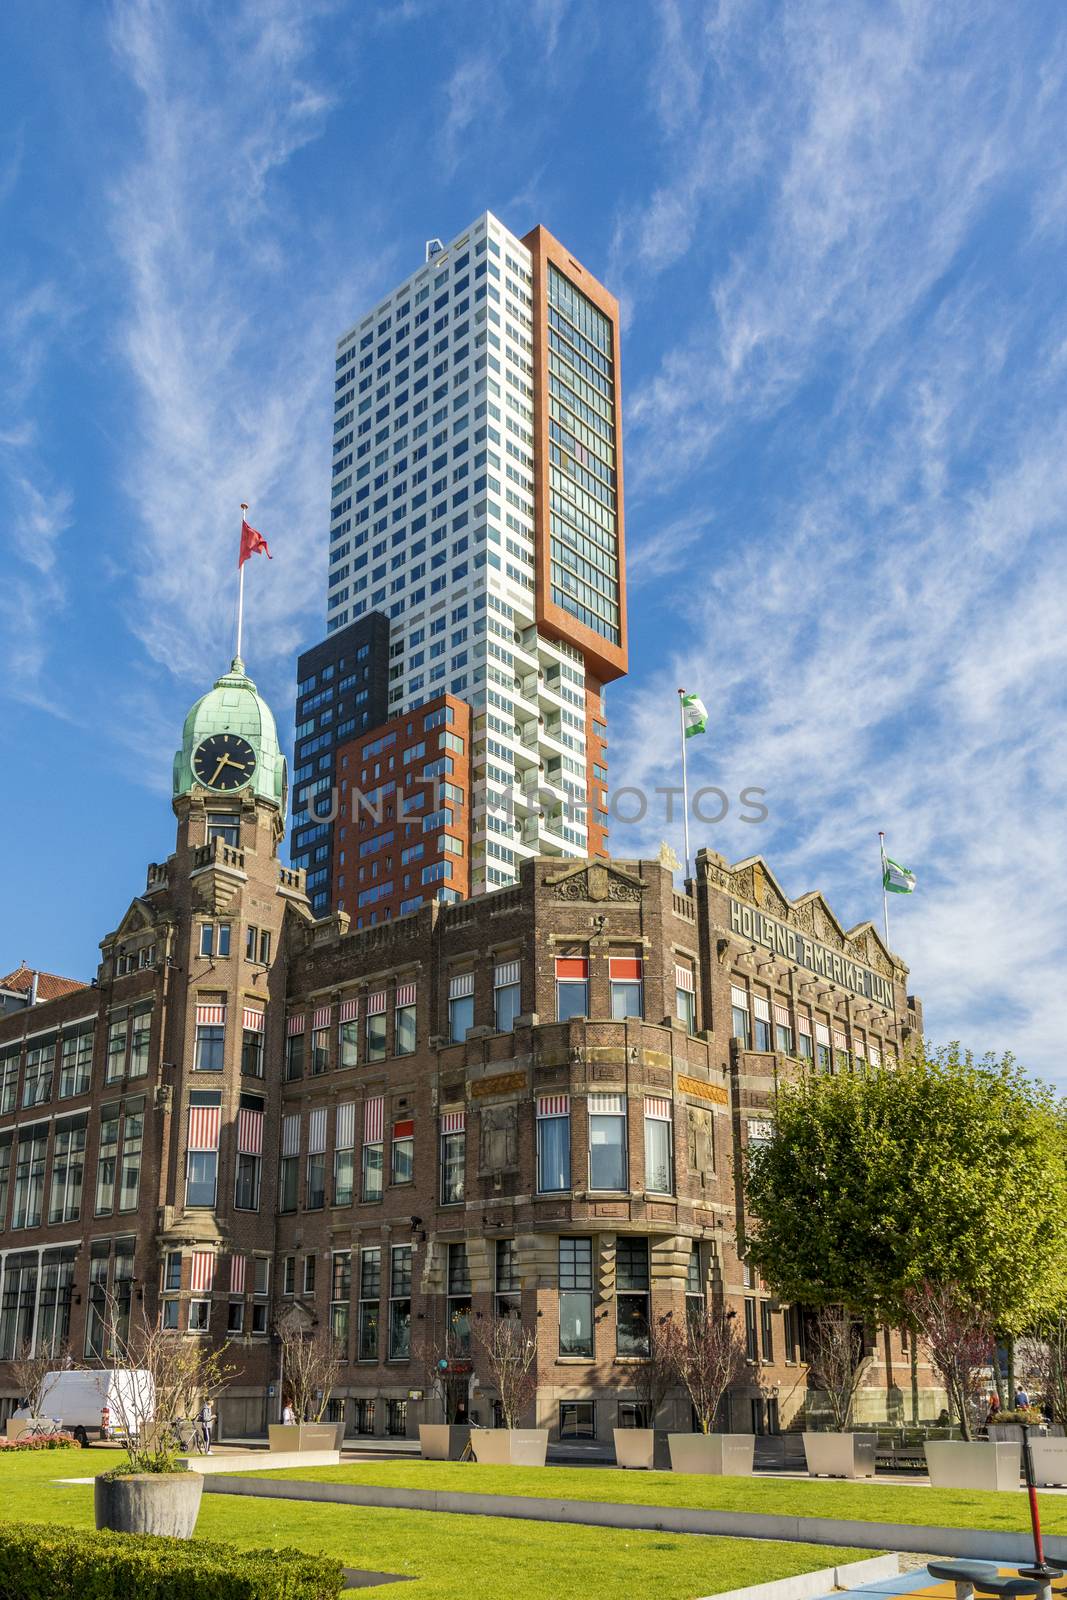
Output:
[{"xmin": 0, "ymin": 1523, "xmax": 345, "ymax": 1599}]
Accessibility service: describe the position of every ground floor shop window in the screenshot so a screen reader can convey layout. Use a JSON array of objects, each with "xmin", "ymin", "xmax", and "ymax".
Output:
[
  {"xmin": 617, "ymin": 1401, "xmax": 646, "ymax": 1429},
  {"xmin": 559, "ymin": 1400, "xmax": 596, "ymax": 1440}
]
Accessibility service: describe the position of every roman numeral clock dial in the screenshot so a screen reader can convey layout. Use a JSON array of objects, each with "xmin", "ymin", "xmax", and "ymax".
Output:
[{"xmin": 192, "ymin": 733, "xmax": 257, "ymax": 792}]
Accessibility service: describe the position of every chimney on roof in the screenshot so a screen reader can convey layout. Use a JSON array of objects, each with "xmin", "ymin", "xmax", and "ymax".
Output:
[{"xmin": 29, "ymin": 970, "xmax": 39, "ymax": 1006}]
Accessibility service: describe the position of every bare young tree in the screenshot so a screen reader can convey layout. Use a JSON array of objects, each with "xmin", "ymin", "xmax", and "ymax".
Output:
[
  {"xmin": 279, "ymin": 1322, "xmax": 343, "ymax": 1424},
  {"xmin": 104, "ymin": 1296, "xmax": 235, "ymax": 1473},
  {"xmin": 806, "ymin": 1308, "xmax": 873, "ymax": 1431},
  {"xmin": 10, "ymin": 1340, "xmax": 71, "ymax": 1417},
  {"xmin": 1016, "ymin": 1321, "xmax": 1067, "ymax": 1425},
  {"xmin": 905, "ymin": 1280, "xmax": 994, "ymax": 1441},
  {"xmin": 631, "ymin": 1312, "xmax": 682, "ymax": 1429},
  {"xmin": 473, "ymin": 1315, "xmax": 538, "ymax": 1430},
  {"xmin": 674, "ymin": 1308, "xmax": 749, "ymax": 1434}
]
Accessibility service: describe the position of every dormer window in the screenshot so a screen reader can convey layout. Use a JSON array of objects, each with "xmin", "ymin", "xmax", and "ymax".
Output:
[{"xmin": 207, "ymin": 813, "xmax": 240, "ymax": 848}]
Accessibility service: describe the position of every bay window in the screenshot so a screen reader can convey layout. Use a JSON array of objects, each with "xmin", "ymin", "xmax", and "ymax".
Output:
[
  {"xmin": 588, "ymin": 1093, "xmax": 626, "ymax": 1191},
  {"xmin": 536, "ymin": 1095, "xmax": 570, "ymax": 1193},
  {"xmin": 643, "ymin": 1097, "xmax": 673, "ymax": 1194}
]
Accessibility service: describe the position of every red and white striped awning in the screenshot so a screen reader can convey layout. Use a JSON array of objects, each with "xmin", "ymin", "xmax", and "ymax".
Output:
[
  {"xmin": 797, "ymin": 1015, "xmax": 812, "ymax": 1036},
  {"xmin": 815, "ymin": 1023, "xmax": 831, "ymax": 1046},
  {"xmin": 645, "ymin": 1096, "xmax": 672, "ymax": 1121},
  {"xmin": 494, "ymin": 961, "xmax": 520, "ymax": 988},
  {"xmin": 281, "ymin": 1113, "xmax": 300, "ymax": 1158},
  {"xmin": 187, "ymin": 1104, "xmax": 221, "ymax": 1151},
  {"xmin": 237, "ymin": 1107, "xmax": 263, "ymax": 1155},
  {"xmin": 308, "ymin": 1106, "xmax": 327, "ymax": 1156},
  {"xmin": 833, "ymin": 1029, "xmax": 848, "ymax": 1052},
  {"xmin": 190, "ymin": 1251, "xmax": 215, "ymax": 1292},
  {"xmin": 869, "ymin": 1045, "xmax": 882, "ymax": 1067},
  {"xmin": 609, "ymin": 957, "xmax": 642, "ymax": 980},
  {"xmin": 753, "ymin": 996, "xmax": 771, "ymax": 1022},
  {"xmin": 440, "ymin": 1108, "xmax": 466, "ymax": 1133},
  {"xmin": 339, "ymin": 998, "xmax": 359, "ymax": 1023},
  {"xmin": 287, "ymin": 1014, "xmax": 306, "ymax": 1036},
  {"xmin": 196, "ymin": 1003, "xmax": 226, "ymax": 1026},
  {"xmin": 448, "ymin": 973, "xmax": 474, "ymax": 999},
  {"xmin": 242, "ymin": 1007, "xmax": 265, "ymax": 1033},
  {"xmin": 730, "ymin": 985, "xmax": 748, "ymax": 1010},
  {"xmin": 364, "ymin": 1096, "xmax": 384, "ymax": 1142},
  {"xmin": 230, "ymin": 1254, "xmax": 246, "ymax": 1294},
  {"xmin": 366, "ymin": 991, "xmax": 387, "ymax": 1017},
  {"xmin": 396, "ymin": 982, "xmax": 417, "ymax": 1008},
  {"xmin": 674, "ymin": 964, "xmax": 694, "ymax": 993},
  {"xmin": 773, "ymin": 1004, "xmax": 790, "ymax": 1028},
  {"xmin": 314, "ymin": 1006, "xmax": 332, "ymax": 1031},
  {"xmin": 588, "ymin": 1092, "xmax": 624, "ymax": 1115},
  {"xmin": 336, "ymin": 1102, "xmax": 356, "ymax": 1150},
  {"xmin": 536, "ymin": 1094, "xmax": 569, "ymax": 1119}
]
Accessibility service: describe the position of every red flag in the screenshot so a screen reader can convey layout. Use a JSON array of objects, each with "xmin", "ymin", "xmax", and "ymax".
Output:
[{"xmin": 238, "ymin": 519, "xmax": 272, "ymax": 567}]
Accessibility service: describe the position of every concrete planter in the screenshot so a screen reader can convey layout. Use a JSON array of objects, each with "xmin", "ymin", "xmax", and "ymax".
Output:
[
  {"xmin": 1028, "ymin": 1438, "xmax": 1067, "ymax": 1487},
  {"xmin": 667, "ymin": 1432, "xmax": 756, "ymax": 1475},
  {"xmin": 924, "ymin": 1439, "xmax": 1021, "ymax": 1490},
  {"xmin": 803, "ymin": 1431, "xmax": 877, "ymax": 1479},
  {"xmin": 5, "ymin": 1417, "xmax": 34, "ymax": 1441},
  {"xmin": 469, "ymin": 1429, "xmax": 548, "ymax": 1466},
  {"xmin": 268, "ymin": 1423, "xmax": 339, "ymax": 1453},
  {"xmin": 613, "ymin": 1428, "xmax": 656, "ymax": 1470},
  {"xmin": 94, "ymin": 1471, "xmax": 203, "ymax": 1538},
  {"xmin": 419, "ymin": 1424, "xmax": 471, "ymax": 1461}
]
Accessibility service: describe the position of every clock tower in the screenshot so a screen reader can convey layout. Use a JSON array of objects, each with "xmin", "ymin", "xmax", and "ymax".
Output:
[{"xmin": 129, "ymin": 654, "xmax": 309, "ymax": 1430}]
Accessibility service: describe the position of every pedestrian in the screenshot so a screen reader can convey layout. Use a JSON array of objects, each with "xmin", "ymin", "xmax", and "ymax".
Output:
[
  {"xmin": 1015, "ymin": 1385, "xmax": 1031, "ymax": 1410},
  {"xmin": 198, "ymin": 1397, "xmax": 215, "ymax": 1455},
  {"xmin": 281, "ymin": 1399, "xmax": 296, "ymax": 1425}
]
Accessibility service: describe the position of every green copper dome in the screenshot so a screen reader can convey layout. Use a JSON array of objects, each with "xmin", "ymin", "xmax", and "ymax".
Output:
[{"xmin": 173, "ymin": 657, "xmax": 287, "ymax": 820}]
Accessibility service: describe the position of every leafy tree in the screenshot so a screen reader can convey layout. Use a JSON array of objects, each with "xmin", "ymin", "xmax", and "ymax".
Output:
[{"xmin": 744, "ymin": 1045, "xmax": 1067, "ymax": 1335}]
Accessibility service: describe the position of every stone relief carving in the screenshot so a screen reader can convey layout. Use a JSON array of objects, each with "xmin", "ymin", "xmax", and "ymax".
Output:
[
  {"xmin": 686, "ymin": 1107, "xmax": 714, "ymax": 1177},
  {"xmin": 479, "ymin": 1103, "xmax": 518, "ymax": 1173}
]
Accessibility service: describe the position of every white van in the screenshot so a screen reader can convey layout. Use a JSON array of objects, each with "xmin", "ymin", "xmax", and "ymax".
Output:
[{"xmin": 38, "ymin": 1369, "xmax": 155, "ymax": 1447}]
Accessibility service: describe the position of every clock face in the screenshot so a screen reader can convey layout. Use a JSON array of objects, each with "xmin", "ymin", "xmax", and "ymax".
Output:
[{"xmin": 192, "ymin": 733, "xmax": 257, "ymax": 792}]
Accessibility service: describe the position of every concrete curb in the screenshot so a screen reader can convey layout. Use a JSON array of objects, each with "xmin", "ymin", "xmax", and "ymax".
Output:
[
  {"xmin": 201, "ymin": 1474, "xmax": 1060, "ymax": 1562},
  {"xmin": 694, "ymin": 1553, "xmax": 900, "ymax": 1600}
]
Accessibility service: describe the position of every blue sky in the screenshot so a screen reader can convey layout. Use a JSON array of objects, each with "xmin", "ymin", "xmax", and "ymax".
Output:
[{"xmin": 2, "ymin": 1, "xmax": 1066, "ymax": 1079}]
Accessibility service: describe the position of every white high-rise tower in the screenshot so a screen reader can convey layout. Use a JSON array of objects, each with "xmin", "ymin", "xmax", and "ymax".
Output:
[{"xmin": 306, "ymin": 211, "xmax": 627, "ymax": 902}]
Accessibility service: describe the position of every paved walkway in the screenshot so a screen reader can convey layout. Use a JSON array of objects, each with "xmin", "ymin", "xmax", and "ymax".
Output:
[{"xmin": 821, "ymin": 1566, "xmax": 1067, "ymax": 1600}]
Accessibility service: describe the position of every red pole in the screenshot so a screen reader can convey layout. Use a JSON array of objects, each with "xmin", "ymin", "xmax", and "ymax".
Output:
[{"xmin": 1019, "ymin": 1422, "xmax": 1058, "ymax": 1579}]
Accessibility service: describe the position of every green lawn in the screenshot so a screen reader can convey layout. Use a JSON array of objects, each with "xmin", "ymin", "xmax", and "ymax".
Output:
[
  {"xmin": 258, "ymin": 1457, "xmax": 1067, "ymax": 1537},
  {"xmin": 0, "ymin": 1450, "xmax": 870, "ymax": 1600}
]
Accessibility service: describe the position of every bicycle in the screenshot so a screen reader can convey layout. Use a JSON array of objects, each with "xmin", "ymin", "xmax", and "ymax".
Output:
[
  {"xmin": 170, "ymin": 1417, "xmax": 208, "ymax": 1454},
  {"xmin": 24, "ymin": 1418, "xmax": 62, "ymax": 1440}
]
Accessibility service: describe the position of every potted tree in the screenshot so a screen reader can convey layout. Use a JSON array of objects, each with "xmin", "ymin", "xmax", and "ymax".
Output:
[
  {"xmin": 94, "ymin": 1297, "xmax": 233, "ymax": 1538},
  {"xmin": 907, "ymin": 1283, "xmax": 1016, "ymax": 1489},
  {"xmin": 270, "ymin": 1319, "xmax": 345, "ymax": 1452},
  {"xmin": 469, "ymin": 1315, "xmax": 546, "ymax": 1465},
  {"xmin": 614, "ymin": 1313, "xmax": 679, "ymax": 1470},
  {"xmin": 418, "ymin": 1317, "xmax": 473, "ymax": 1461},
  {"xmin": 802, "ymin": 1308, "xmax": 877, "ymax": 1478},
  {"xmin": 7, "ymin": 1340, "xmax": 70, "ymax": 1439},
  {"xmin": 1018, "ymin": 1323, "xmax": 1067, "ymax": 1484},
  {"xmin": 669, "ymin": 1306, "xmax": 754, "ymax": 1474}
]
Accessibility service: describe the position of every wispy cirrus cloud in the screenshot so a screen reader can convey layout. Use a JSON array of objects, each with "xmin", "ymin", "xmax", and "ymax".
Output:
[
  {"xmin": 612, "ymin": 0, "xmax": 1067, "ymax": 1079},
  {"xmin": 103, "ymin": 0, "xmax": 386, "ymax": 704}
]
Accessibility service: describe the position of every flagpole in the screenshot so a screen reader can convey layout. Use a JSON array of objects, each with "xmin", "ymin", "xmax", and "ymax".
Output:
[
  {"xmin": 236, "ymin": 503, "xmax": 249, "ymax": 664},
  {"xmin": 878, "ymin": 830, "xmax": 890, "ymax": 945},
  {"xmin": 678, "ymin": 689, "xmax": 691, "ymax": 886}
]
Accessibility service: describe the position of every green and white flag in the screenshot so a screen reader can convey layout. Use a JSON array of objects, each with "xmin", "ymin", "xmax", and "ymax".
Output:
[
  {"xmin": 882, "ymin": 855, "xmax": 916, "ymax": 895},
  {"xmin": 681, "ymin": 692, "xmax": 708, "ymax": 738}
]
